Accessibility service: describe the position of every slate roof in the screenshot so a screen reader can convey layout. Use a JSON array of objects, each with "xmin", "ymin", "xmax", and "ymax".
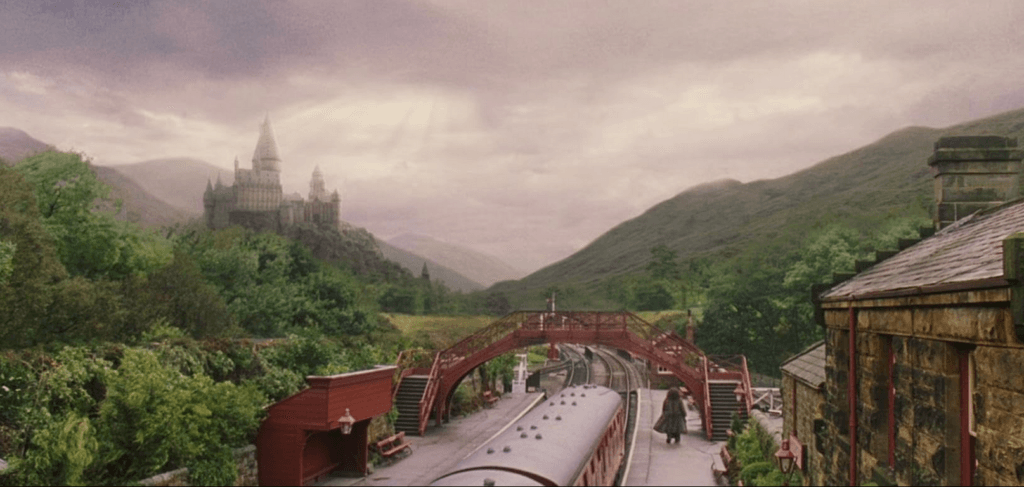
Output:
[
  {"xmin": 780, "ymin": 340, "xmax": 826, "ymax": 389},
  {"xmin": 822, "ymin": 197, "xmax": 1024, "ymax": 300}
]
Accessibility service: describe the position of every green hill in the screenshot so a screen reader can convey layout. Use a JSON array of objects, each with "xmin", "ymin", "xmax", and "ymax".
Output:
[{"xmin": 491, "ymin": 107, "xmax": 1024, "ymax": 309}]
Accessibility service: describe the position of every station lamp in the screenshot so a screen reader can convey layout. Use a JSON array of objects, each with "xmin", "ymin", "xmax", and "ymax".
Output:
[
  {"xmin": 774, "ymin": 439, "xmax": 797, "ymax": 485},
  {"xmin": 733, "ymin": 383, "xmax": 746, "ymax": 404},
  {"xmin": 338, "ymin": 408, "xmax": 355, "ymax": 435}
]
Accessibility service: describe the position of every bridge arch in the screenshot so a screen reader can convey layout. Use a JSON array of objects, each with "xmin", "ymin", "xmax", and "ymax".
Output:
[{"xmin": 398, "ymin": 311, "xmax": 752, "ymax": 441}]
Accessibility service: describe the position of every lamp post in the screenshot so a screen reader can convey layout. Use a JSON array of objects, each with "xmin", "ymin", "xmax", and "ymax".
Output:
[
  {"xmin": 338, "ymin": 408, "xmax": 355, "ymax": 435},
  {"xmin": 775, "ymin": 439, "xmax": 797, "ymax": 486}
]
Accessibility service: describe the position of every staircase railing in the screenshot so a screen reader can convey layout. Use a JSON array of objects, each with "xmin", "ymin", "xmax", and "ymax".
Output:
[
  {"xmin": 740, "ymin": 355, "xmax": 754, "ymax": 413},
  {"xmin": 418, "ymin": 351, "xmax": 441, "ymax": 436},
  {"xmin": 392, "ymin": 348, "xmax": 434, "ymax": 404},
  {"xmin": 702, "ymin": 356, "xmax": 714, "ymax": 441}
]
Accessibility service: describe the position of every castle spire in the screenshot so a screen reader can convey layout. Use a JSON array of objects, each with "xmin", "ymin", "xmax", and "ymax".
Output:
[
  {"xmin": 309, "ymin": 164, "xmax": 328, "ymax": 201},
  {"xmin": 251, "ymin": 114, "xmax": 281, "ymax": 172}
]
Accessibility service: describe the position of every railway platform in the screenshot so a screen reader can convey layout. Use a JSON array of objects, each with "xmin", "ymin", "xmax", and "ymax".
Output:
[
  {"xmin": 317, "ymin": 391, "xmax": 545, "ymax": 486},
  {"xmin": 625, "ymin": 388, "xmax": 727, "ymax": 486}
]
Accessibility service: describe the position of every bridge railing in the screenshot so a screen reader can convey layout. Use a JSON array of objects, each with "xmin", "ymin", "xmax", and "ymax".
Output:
[
  {"xmin": 411, "ymin": 310, "xmax": 740, "ymax": 437},
  {"xmin": 702, "ymin": 355, "xmax": 714, "ymax": 441}
]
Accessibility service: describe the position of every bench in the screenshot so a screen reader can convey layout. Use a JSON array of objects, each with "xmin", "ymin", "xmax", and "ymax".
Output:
[
  {"xmin": 713, "ymin": 444, "xmax": 733, "ymax": 479},
  {"xmin": 374, "ymin": 432, "xmax": 411, "ymax": 458},
  {"xmin": 482, "ymin": 390, "xmax": 499, "ymax": 407}
]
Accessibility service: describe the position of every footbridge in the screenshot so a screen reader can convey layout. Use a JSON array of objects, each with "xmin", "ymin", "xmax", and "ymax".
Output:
[{"xmin": 392, "ymin": 311, "xmax": 753, "ymax": 441}]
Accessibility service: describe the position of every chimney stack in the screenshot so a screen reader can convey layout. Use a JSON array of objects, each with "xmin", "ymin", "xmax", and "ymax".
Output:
[{"xmin": 928, "ymin": 135, "xmax": 1024, "ymax": 229}]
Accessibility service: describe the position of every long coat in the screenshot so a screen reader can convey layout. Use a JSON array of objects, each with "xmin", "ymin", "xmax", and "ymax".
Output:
[{"xmin": 657, "ymin": 395, "xmax": 687, "ymax": 436}]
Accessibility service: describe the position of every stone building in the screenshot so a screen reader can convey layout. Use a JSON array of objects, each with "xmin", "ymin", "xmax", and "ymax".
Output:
[
  {"xmin": 204, "ymin": 115, "xmax": 340, "ymax": 232},
  {"xmin": 779, "ymin": 340, "xmax": 826, "ymax": 486},
  {"xmin": 815, "ymin": 135, "xmax": 1024, "ymax": 485}
]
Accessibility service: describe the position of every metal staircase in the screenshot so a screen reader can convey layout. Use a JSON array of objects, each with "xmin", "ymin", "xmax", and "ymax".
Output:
[
  {"xmin": 393, "ymin": 375, "xmax": 429, "ymax": 434},
  {"xmin": 708, "ymin": 381, "xmax": 748, "ymax": 441}
]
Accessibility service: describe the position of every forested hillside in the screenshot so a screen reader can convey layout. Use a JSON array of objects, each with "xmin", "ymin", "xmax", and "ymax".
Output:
[{"xmin": 493, "ymin": 107, "xmax": 1024, "ymax": 309}]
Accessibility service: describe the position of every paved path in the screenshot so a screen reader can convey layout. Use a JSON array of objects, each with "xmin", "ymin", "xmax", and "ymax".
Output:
[
  {"xmin": 625, "ymin": 388, "xmax": 726, "ymax": 486},
  {"xmin": 318, "ymin": 391, "xmax": 545, "ymax": 487}
]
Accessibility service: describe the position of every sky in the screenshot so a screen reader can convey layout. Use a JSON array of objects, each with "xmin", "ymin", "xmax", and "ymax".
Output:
[{"xmin": 3, "ymin": 1, "xmax": 1024, "ymax": 274}]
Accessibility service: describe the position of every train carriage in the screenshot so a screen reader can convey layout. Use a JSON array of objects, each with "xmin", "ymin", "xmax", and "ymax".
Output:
[{"xmin": 429, "ymin": 384, "xmax": 625, "ymax": 486}]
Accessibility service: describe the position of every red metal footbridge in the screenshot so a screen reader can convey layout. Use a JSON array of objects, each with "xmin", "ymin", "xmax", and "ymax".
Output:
[{"xmin": 392, "ymin": 311, "xmax": 753, "ymax": 441}]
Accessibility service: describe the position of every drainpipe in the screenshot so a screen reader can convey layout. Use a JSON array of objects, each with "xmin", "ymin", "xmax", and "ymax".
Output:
[{"xmin": 848, "ymin": 306, "xmax": 857, "ymax": 486}]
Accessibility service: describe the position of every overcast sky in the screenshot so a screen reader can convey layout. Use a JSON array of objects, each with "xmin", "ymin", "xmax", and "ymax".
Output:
[{"xmin": 3, "ymin": 1, "xmax": 1024, "ymax": 274}]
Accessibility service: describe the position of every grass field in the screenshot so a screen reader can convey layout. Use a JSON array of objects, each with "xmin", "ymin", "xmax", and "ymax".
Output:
[{"xmin": 383, "ymin": 313, "xmax": 497, "ymax": 349}]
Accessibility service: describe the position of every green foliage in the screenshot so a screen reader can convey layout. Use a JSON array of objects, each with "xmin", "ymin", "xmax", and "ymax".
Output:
[
  {"xmin": 647, "ymin": 244, "xmax": 681, "ymax": 281},
  {"xmin": 633, "ymin": 279, "xmax": 676, "ymax": 311},
  {"xmin": 739, "ymin": 461, "xmax": 774, "ymax": 486},
  {"xmin": 96, "ymin": 348, "xmax": 265, "ymax": 483},
  {"xmin": 0, "ymin": 240, "xmax": 14, "ymax": 286},
  {"xmin": 146, "ymin": 251, "xmax": 235, "ymax": 339},
  {"xmin": 187, "ymin": 445, "xmax": 236, "ymax": 486},
  {"xmin": 8, "ymin": 412, "xmax": 98, "ymax": 486},
  {"xmin": 15, "ymin": 151, "xmax": 171, "ymax": 280}
]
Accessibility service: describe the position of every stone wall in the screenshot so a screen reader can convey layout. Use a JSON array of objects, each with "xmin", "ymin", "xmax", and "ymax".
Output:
[
  {"xmin": 822, "ymin": 301, "xmax": 1024, "ymax": 486},
  {"xmin": 781, "ymin": 375, "xmax": 826, "ymax": 486},
  {"xmin": 138, "ymin": 445, "xmax": 257, "ymax": 487},
  {"xmin": 973, "ymin": 346, "xmax": 1024, "ymax": 485}
]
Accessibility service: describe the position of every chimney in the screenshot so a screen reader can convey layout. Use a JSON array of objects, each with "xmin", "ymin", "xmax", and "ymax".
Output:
[{"xmin": 928, "ymin": 135, "xmax": 1024, "ymax": 229}]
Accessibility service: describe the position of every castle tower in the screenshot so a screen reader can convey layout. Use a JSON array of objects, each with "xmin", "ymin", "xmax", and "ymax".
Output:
[
  {"xmin": 309, "ymin": 165, "xmax": 328, "ymax": 201},
  {"xmin": 234, "ymin": 115, "xmax": 283, "ymax": 212},
  {"xmin": 252, "ymin": 114, "xmax": 282, "ymax": 172}
]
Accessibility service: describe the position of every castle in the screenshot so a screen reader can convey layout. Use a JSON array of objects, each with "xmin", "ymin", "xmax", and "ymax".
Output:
[{"xmin": 204, "ymin": 115, "xmax": 340, "ymax": 232}]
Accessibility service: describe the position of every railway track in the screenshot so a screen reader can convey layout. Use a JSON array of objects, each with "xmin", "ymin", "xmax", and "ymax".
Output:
[{"xmin": 588, "ymin": 346, "xmax": 643, "ymax": 486}]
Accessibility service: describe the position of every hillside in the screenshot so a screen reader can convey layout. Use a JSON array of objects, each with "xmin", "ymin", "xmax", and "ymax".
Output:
[
  {"xmin": 388, "ymin": 233, "xmax": 523, "ymax": 286},
  {"xmin": 93, "ymin": 166, "xmax": 193, "ymax": 229},
  {"xmin": 378, "ymin": 240, "xmax": 485, "ymax": 292},
  {"xmin": 105, "ymin": 158, "xmax": 233, "ymax": 213},
  {"xmin": 491, "ymin": 107, "xmax": 1024, "ymax": 308},
  {"xmin": 0, "ymin": 127, "xmax": 52, "ymax": 164}
]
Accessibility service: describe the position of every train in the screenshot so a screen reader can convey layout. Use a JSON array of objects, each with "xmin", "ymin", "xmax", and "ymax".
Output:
[{"xmin": 429, "ymin": 384, "xmax": 625, "ymax": 486}]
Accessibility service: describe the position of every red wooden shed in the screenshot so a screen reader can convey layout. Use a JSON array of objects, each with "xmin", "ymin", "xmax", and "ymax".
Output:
[{"xmin": 256, "ymin": 365, "xmax": 397, "ymax": 486}]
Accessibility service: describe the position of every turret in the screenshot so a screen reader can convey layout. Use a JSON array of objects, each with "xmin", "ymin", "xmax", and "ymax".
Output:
[
  {"xmin": 251, "ymin": 114, "xmax": 282, "ymax": 172},
  {"xmin": 309, "ymin": 165, "xmax": 328, "ymax": 201}
]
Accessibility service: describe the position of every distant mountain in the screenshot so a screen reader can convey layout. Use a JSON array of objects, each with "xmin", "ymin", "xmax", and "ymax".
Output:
[
  {"xmin": 93, "ymin": 166, "xmax": 192, "ymax": 228},
  {"xmin": 491, "ymin": 107, "xmax": 1024, "ymax": 308},
  {"xmin": 0, "ymin": 127, "xmax": 52, "ymax": 165},
  {"xmin": 387, "ymin": 233, "xmax": 523, "ymax": 287},
  {"xmin": 0, "ymin": 128, "xmax": 190, "ymax": 228},
  {"xmin": 378, "ymin": 240, "xmax": 485, "ymax": 292},
  {"xmin": 105, "ymin": 158, "xmax": 233, "ymax": 213}
]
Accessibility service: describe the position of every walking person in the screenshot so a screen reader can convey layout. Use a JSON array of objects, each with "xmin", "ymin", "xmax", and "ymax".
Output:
[{"xmin": 654, "ymin": 387, "xmax": 687, "ymax": 444}]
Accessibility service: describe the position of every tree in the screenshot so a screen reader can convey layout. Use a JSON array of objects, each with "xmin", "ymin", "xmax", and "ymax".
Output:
[
  {"xmin": 647, "ymin": 245, "xmax": 681, "ymax": 281},
  {"xmin": 0, "ymin": 239, "xmax": 15, "ymax": 286},
  {"xmin": 14, "ymin": 151, "xmax": 170, "ymax": 280}
]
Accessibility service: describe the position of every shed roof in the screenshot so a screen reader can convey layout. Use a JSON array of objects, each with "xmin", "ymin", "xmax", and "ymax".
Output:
[
  {"xmin": 822, "ymin": 198, "xmax": 1024, "ymax": 300},
  {"xmin": 780, "ymin": 340, "xmax": 826, "ymax": 389}
]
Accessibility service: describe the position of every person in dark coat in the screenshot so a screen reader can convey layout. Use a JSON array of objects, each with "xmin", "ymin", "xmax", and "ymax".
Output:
[{"xmin": 659, "ymin": 387, "xmax": 687, "ymax": 443}]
